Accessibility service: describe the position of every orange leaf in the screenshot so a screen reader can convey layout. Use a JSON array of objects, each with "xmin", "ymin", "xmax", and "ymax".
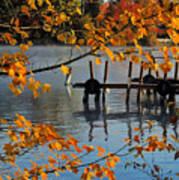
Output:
[
  {"xmin": 82, "ymin": 145, "xmax": 95, "ymax": 153},
  {"xmin": 97, "ymin": 146, "xmax": 105, "ymax": 154},
  {"xmin": 21, "ymin": 5, "xmax": 30, "ymax": 16},
  {"xmin": 41, "ymin": 172, "xmax": 48, "ymax": 180},
  {"xmin": 42, "ymin": 83, "xmax": 51, "ymax": 93},
  {"xmin": 0, "ymin": 119, "xmax": 7, "ymax": 124},
  {"xmin": 60, "ymin": 12, "xmax": 67, "ymax": 21},
  {"xmin": 134, "ymin": 127, "xmax": 141, "ymax": 131},
  {"xmin": 19, "ymin": 44, "xmax": 29, "ymax": 51},
  {"xmin": 95, "ymin": 58, "xmax": 101, "ymax": 65},
  {"xmin": 28, "ymin": 0, "xmax": 37, "ymax": 10},
  {"xmin": 146, "ymin": 121, "xmax": 153, "ymax": 126},
  {"xmin": 134, "ymin": 135, "xmax": 140, "ymax": 143},
  {"xmin": 61, "ymin": 153, "xmax": 69, "ymax": 160},
  {"xmin": 124, "ymin": 138, "xmax": 131, "ymax": 143},
  {"xmin": 75, "ymin": 45, "xmax": 81, "ymax": 51}
]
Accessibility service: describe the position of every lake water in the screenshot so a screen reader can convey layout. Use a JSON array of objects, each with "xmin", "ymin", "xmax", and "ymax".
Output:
[{"xmin": 0, "ymin": 46, "xmax": 178, "ymax": 180}]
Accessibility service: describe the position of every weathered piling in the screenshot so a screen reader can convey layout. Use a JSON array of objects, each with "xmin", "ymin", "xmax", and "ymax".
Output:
[
  {"xmin": 164, "ymin": 73, "xmax": 167, "ymax": 80},
  {"xmin": 103, "ymin": 61, "xmax": 109, "ymax": 84},
  {"xmin": 174, "ymin": 62, "xmax": 178, "ymax": 80},
  {"xmin": 89, "ymin": 61, "xmax": 94, "ymax": 79},
  {"xmin": 126, "ymin": 61, "xmax": 133, "ymax": 105},
  {"xmin": 83, "ymin": 61, "xmax": 100, "ymax": 103},
  {"xmin": 102, "ymin": 61, "xmax": 109, "ymax": 103},
  {"xmin": 137, "ymin": 62, "xmax": 144, "ymax": 104}
]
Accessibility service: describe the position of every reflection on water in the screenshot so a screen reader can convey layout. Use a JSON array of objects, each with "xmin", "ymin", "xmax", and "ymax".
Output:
[
  {"xmin": 0, "ymin": 46, "xmax": 178, "ymax": 179},
  {"xmin": 74, "ymin": 92, "xmax": 178, "ymax": 143}
]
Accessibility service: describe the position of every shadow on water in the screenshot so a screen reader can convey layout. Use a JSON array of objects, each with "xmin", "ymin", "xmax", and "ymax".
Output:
[{"xmin": 73, "ymin": 91, "xmax": 178, "ymax": 143}]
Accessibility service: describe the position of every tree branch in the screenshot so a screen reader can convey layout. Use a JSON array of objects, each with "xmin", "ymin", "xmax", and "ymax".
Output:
[{"xmin": 0, "ymin": 47, "xmax": 99, "ymax": 76}]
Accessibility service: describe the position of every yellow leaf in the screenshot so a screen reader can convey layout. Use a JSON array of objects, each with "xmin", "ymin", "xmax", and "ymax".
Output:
[
  {"xmin": 95, "ymin": 58, "xmax": 101, "ymax": 65},
  {"xmin": 19, "ymin": 44, "xmax": 29, "ymax": 51},
  {"xmin": 42, "ymin": 83, "xmax": 51, "ymax": 93},
  {"xmin": 105, "ymin": 47, "xmax": 114, "ymax": 60},
  {"xmin": 61, "ymin": 65, "xmax": 69, "ymax": 75},
  {"xmin": 5, "ymin": 176, "xmax": 11, "ymax": 180},
  {"xmin": 8, "ymin": 69, "xmax": 15, "ymax": 77},
  {"xmin": 55, "ymin": 142, "xmax": 62, "ymax": 151},
  {"xmin": 76, "ymin": 7, "xmax": 81, "ymax": 15},
  {"xmin": 55, "ymin": 172, "xmax": 60, "ymax": 176},
  {"xmin": 60, "ymin": 12, "xmax": 67, "ymax": 21},
  {"xmin": 33, "ymin": 91, "xmax": 40, "ymax": 99},
  {"xmin": 28, "ymin": 0, "xmax": 37, "ymax": 10},
  {"xmin": 176, "ymin": 5, "xmax": 179, "ymax": 16},
  {"xmin": 27, "ymin": 41, "xmax": 33, "ymax": 46},
  {"xmin": 75, "ymin": 45, "xmax": 81, "ymax": 51},
  {"xmin": 38, "ymin": 0, "xmax": 43, "ymax": 6}
]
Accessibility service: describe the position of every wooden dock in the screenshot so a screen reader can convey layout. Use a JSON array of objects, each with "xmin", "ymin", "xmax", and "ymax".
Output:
[{"xmin": 72, "ymin": 59, "xmax": 179, "ymax": 105}]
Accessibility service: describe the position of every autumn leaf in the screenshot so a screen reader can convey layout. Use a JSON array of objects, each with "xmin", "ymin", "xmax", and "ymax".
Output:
[
  {"xmin": 43, "ymin": 24, "xmax": 51, "ymax": 32},
  {"xmin": 0, "ymin": 118, "xmax": 7, "ymax": 124},
  {"xmin": 78, "ymin": 39, "xmax": 85, "ymax": 45},
  {"xmin": 134, "ymin": 127, "xmax": 141, "ymax": 131},
  {"xmin": 38, "ymin": 0, "xmax": 43, "ymax": 7},
  {"xmin": 57, "ymin": 34, "xmax": 66, "ymax": 41},
  {"xmin": 105, "ymin": 47, "xmax": 113, "ymax": 59},
  {"xmin": 134, "ymin": 135, "xmax": 140, "ymax": 143},
  {"xmin": 8, "ymin": 69, "xmax": 15, "ymax": 77},
  {"xmin": 21, "ymin": 5, "xmax": 30, "ymax": 17},
  {"xmin": 61, "ymin": 153, "xmax": 69, "ymax": 160},
  {"xmin": 33, "ymin": 90, "xmax": 40, "ymax": 99},
  {"xmin": 146, "ymin": 121, "xmax": 153, "ymax": 126},
  {"xmin": 42, "ymin": 83, "xmax": 51, "ymax": 93},
  {"xmin": 130, "ymin": 55, "xmax": 141, "ymax": 64},
  {"xmin": 75, "ymin": 45, "xmax": 81, "ymax": 51},
  {"xmin": 28, "ymin": 0, "xmax": 37, "ymax": 10},
  {"xmin": 61, "ymin": 65, "xmax": 69, "ymax": 75},
  {"xmin": 124, "ymin": 138, "xmax": 131, "ymax": 143},
  {"xmin": 95, "ymin": 57, "xmax": 101, "ymax": 65},
  {"xmin": 84, "ymin": 24, "xmax": 91, "ymax": 30},
  {"xmin": 41, "ymin": 172, "xmax": 48, "ymax": 180},
  {"xmin": 76, "ymin": 8, "xmax": 81, "ymax": 15},
  {"xmin": 60, "ymin": 12, "xmax": 67, "ymax": 21},
  {"xmin": 82, "ymin": 145, "xmax": 95, "ymax": 153},
  {"xmin": 19, "ymin": 44, "xmax": 29, "ymax": 51}
]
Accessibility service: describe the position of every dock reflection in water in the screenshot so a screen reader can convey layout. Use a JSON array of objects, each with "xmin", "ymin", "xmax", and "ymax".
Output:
[{"xmin": 74, "ymin": 92, "xmax": 178, "ymax": 144}]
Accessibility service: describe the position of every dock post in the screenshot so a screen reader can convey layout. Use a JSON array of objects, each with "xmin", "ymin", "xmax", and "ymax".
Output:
[
  {"xmin": 137, "ymin": 62, "xmax": 144, "ymax": 104},
  {"xmin": 102, "ymin": 61, "xmax": 109, "ymax": 103},
  {"xmin": 89, "ymin": 61, "xmax": 94, "ymax": 79},
  {"xmin": 126, "ymin": 61, "xmax": 133, "ymax": 105},
  {"xmin": 174, "ymin": 62, "xmax": 178, "ymax": 80},
  {"xmin": 83, "ymin": 61, "xmax": 100, "ymax": 104},
  {"xmin": 164, "ymin": 73, "xmax": 167, "ymax": 80}
]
